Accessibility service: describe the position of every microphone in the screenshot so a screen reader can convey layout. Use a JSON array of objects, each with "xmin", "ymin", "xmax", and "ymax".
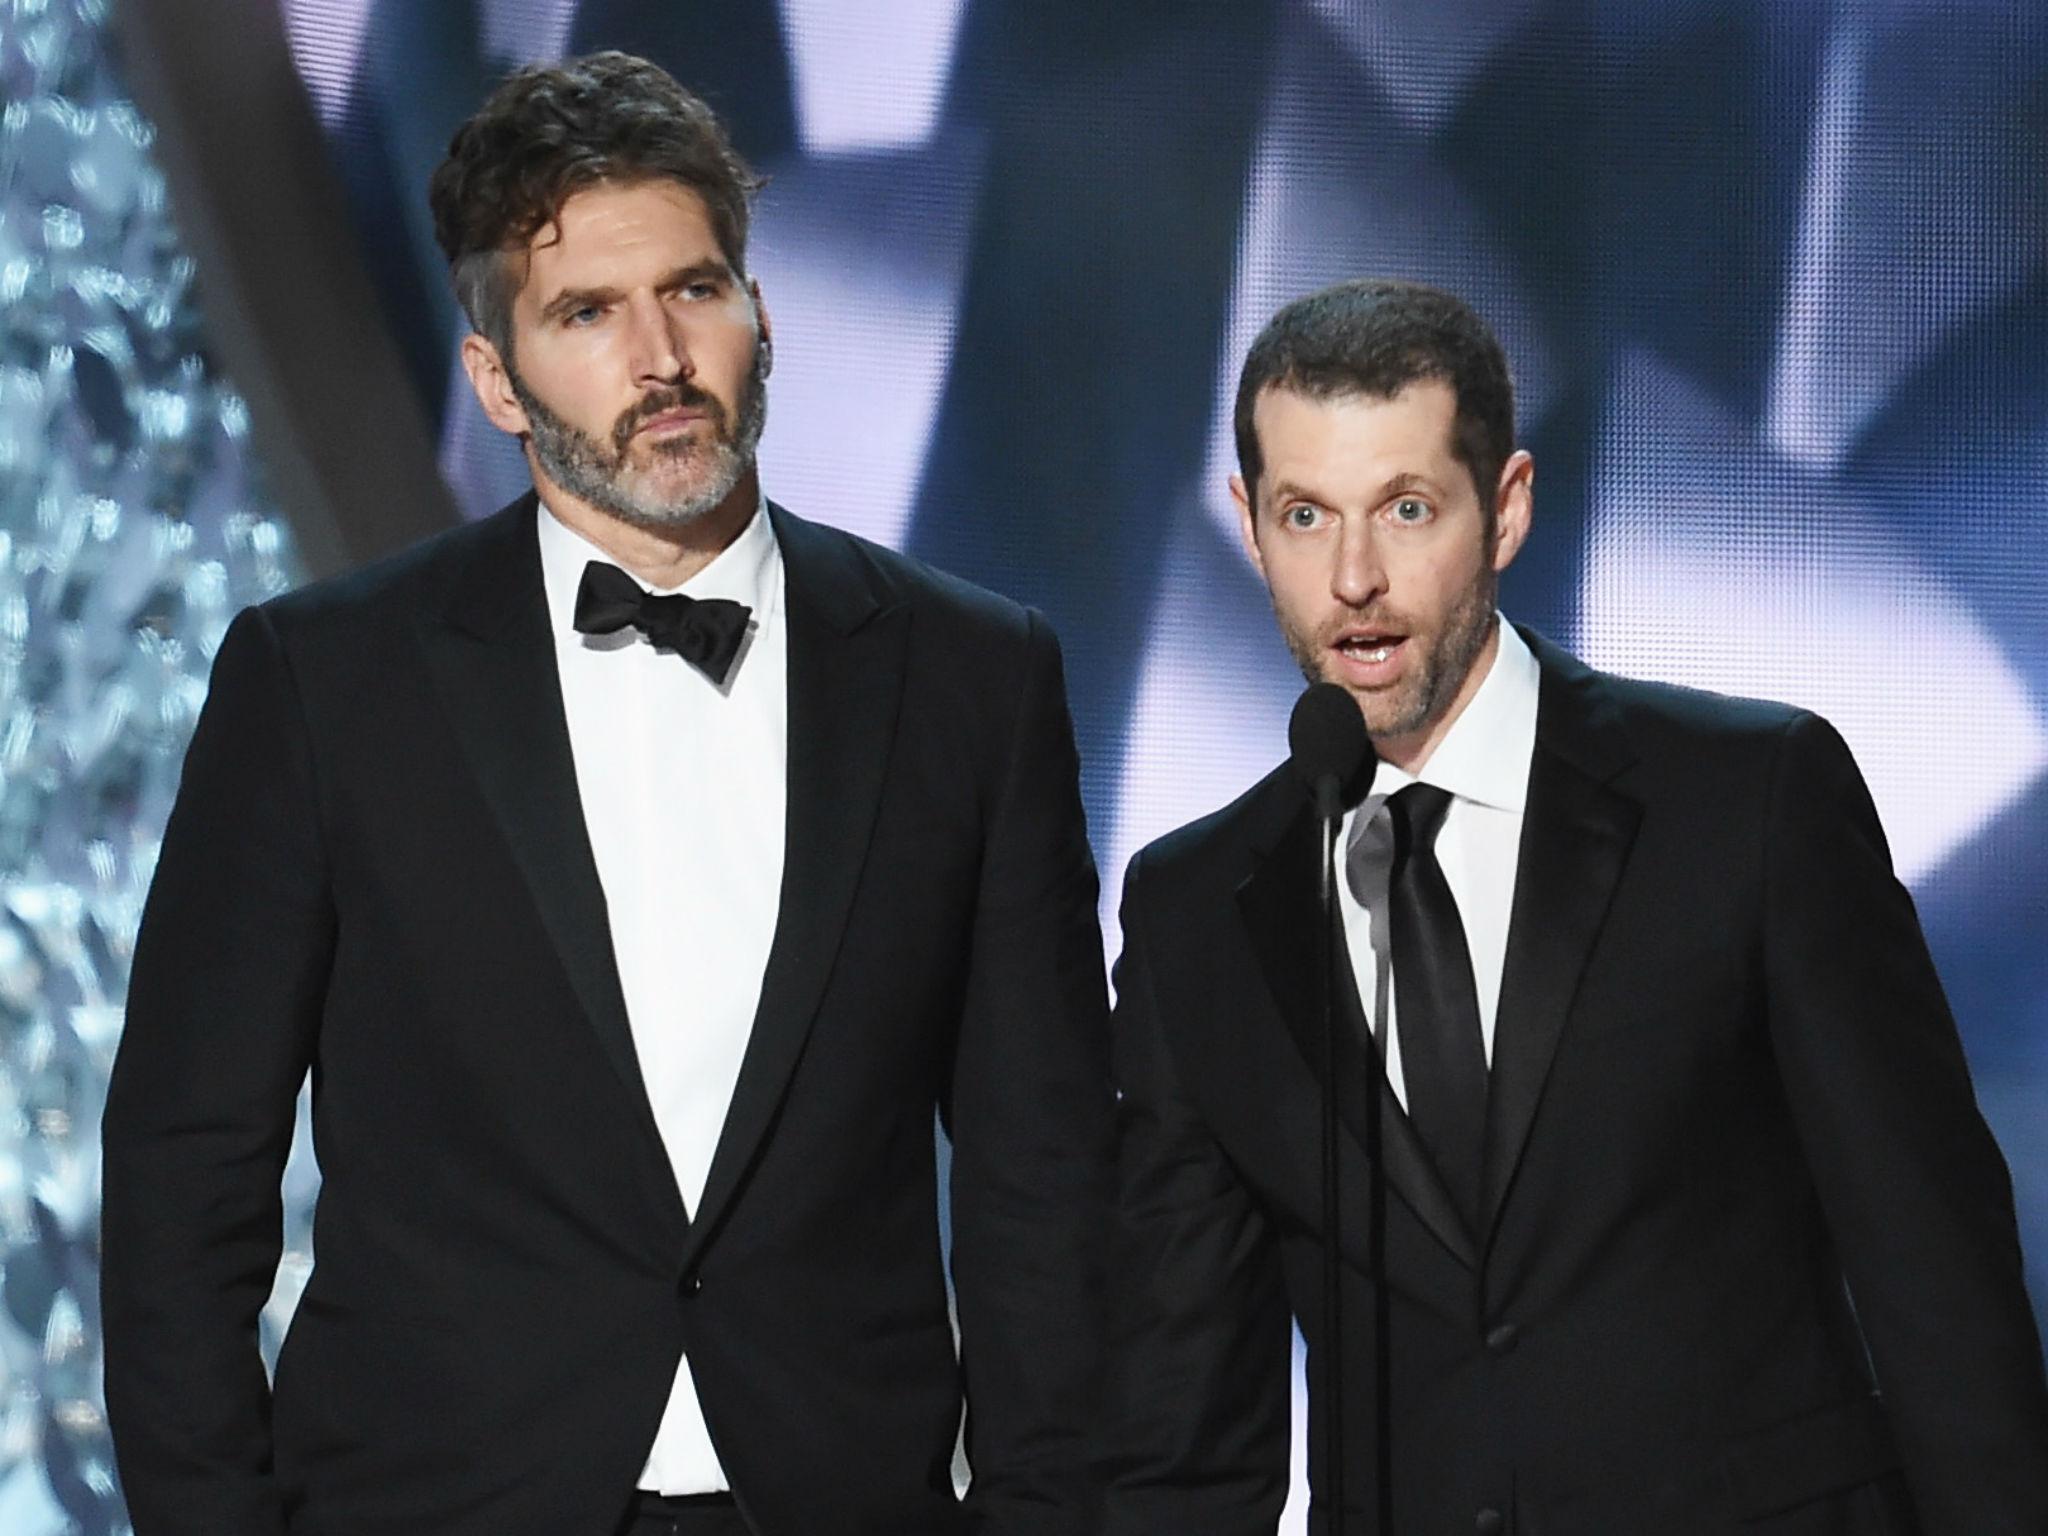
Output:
[
  {"xmin": 1285, "ymin": 682, "xmax": 1383, "ymax": 1536},
  {"xmin": 1289, "ymin": 682, "xmax": 1376, "ymax": 820}
]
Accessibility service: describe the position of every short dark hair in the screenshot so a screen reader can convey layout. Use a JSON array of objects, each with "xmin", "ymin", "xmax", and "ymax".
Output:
[
  {"xmin": 428, "ymin": 51, "xmax": 762, "ymax": 354},
  {"xmin": 1233, "ymin": 278, "xmax": 1515, "ymax": 515}
]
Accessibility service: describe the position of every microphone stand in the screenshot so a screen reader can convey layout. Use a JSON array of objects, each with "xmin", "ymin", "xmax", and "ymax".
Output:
[
  {"xmin": 1316, "ymin": 787, "xmax": 1394, "ymax": 1536},
  {"xmin": 1312, "ymin": 797, "xmax": 1347, "ymax": 1536},
  {"xmin": 1290, "ymin": 684, "xmax": 1382, "ymax": 1534}
]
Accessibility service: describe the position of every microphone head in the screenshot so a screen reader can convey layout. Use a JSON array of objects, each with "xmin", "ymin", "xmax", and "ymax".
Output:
[{"xmin": 1288, "ymin": 682, "xmax": 1377, "ymax": 815}]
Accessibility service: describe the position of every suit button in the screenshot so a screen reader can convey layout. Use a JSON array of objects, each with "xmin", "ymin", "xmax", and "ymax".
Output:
[
  {"xmin": 1475, "ymin": 1509, "xmax": 1505, "ymax": 1535},
  {"xmin": 1484, "ymin": 1322, "xmax": 1519, "ymax": 1356},
  {"xmin": 679, "ymin": 1273, "xmax": 702, "ymax": 1296}
]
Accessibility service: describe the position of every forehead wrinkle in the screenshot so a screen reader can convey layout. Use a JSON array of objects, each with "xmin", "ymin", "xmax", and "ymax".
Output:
[{"xmin": 1256, "ymin": 389, "xmax": 1467, "ymax": 498}]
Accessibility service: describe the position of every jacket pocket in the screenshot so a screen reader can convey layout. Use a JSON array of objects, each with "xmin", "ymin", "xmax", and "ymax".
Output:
[{"xmin": 1715, "ymin": 1393, "xmax": 1903, "ymax": 1519}]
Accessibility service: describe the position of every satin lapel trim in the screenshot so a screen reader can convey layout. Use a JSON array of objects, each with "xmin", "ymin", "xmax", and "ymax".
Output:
[
  {"xmin": 419, "ymin": 505, "xmax": 680, "ymax": 1223},
  {"xmin": 1480, "ymin": 650, "xmax": 1642, "ymax": 1238},
  {"xmin": 1235, "ymin": 795, "xmax": 1478, "ymax": 1270},
  {"xmin": 681, "ymin": 512, "xmax": 905, "ymax": 1272}
]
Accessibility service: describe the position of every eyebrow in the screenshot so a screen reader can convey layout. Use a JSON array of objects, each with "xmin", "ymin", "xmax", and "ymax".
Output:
[
  {"xmin": 1265, "ymin": 470, "xmax": 1440, "ymax": 509},
  {"xmin": 537, "ymin": 261, "xmax": 734, "ymax": 325},
  {"xmin": 1371, "ymin": 471, "xmax": 1440, "ymax": 502}
]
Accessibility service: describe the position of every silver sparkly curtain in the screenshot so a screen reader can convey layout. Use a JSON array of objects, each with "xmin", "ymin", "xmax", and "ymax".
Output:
[{"xmin": 0, "ymin": 1, "xmax": 310, "ymax": 1530}]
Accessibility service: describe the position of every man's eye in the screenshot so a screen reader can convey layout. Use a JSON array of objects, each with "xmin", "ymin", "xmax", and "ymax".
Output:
[
  {"xmin": 1390, "ymin": 497, "xmax": 1431, "ymax": 523},
  {"xmin": 1282, "ymin": 504, "xmax": 1320, "ymax": 529},
  {"xmin": 566, "ymin": 305, "xmax": 602, "ymax": 326}
]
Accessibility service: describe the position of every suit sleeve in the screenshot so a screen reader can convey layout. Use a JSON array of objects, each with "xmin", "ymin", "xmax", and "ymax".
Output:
[
  {"xmin": 1761, "ymin": 710, "xmax": 2048, "ymax": 1530},
  {"xmin": 102, "ymin": 605, "xmax": 334, "ymax": 1536},
  {"xmin": 946, "ymin": 611, "xmax": 1116, "ymax": 1536},
  {"xmin": 1097, "ymin": 847, "xmax": 1293, "ymax": 1536}
]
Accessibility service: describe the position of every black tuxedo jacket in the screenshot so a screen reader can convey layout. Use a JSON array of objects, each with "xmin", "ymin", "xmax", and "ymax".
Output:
[
  {"xmin": 102, "ymin": 497, "xmax": 1114, "ymax": 1536},
  {"xmin": 1101, "ymin": 629, "xmax": 2048, "ymax": 1535}
]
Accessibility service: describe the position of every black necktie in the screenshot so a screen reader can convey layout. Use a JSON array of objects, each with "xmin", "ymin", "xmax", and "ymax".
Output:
[
  {"xmin": 1388, "ymin": 782, "xmax": 1489, "ymax": 1230},
  {"xmin": 572, "ymin": 560, "xmax": 753, "ymax": 687}
]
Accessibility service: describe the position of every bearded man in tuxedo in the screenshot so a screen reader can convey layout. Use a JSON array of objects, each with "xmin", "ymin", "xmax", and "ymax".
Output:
[
  {"xmin": 103, "ymin": 50, "xmax": 1112, "ymax": 1536},
  {"xmin": 1099, "ymin": 278, "xmax": 2048, "ymax": 1534}
]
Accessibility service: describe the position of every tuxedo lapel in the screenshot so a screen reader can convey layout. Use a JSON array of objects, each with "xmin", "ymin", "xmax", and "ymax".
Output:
[
  {"xmin": 1480, "ymin": 630, "xmax": 1641, "ymax": 1237},
  {"xmin": 681, "ymin": 505, "xmax": 906, "ymax": 1272},
  {"xmin": 1235, "ymin": 778, "xmax": 1478, "ymax": 1270},
  {"xmin": 418, "ymin": 497, "xmax": 683, "ymax": 1226}
]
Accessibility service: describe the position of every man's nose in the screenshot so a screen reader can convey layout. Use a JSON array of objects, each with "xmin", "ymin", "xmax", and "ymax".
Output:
[
  {"xmin": 1331, "ymin": 517, "xmax": 1387, "ymax": 607},
  {"xmin": 625, "ymin": 292, "xmax": 688, "ymax": 384}
]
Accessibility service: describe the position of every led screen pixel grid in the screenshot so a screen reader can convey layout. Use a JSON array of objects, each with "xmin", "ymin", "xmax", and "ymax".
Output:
[{"xmin": 130, "ymin": 1, "xmax": 2048, "ymax": 1530}]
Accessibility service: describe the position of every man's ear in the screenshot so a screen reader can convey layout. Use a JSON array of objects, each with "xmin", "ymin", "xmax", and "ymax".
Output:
[
  {"xmin": 1489, "ymin": 449, "xmax": 1534, "ymax": 574},
  {"xmin": 460, "ymin": 333, "xmax": 530, "ymax": 438},
  {"xmin": 1230, "ymin": 472, "xmax": 1266, "ymax": 579}
]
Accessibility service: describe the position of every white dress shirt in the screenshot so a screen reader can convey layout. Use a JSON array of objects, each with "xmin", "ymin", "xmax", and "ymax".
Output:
[
  {"xmin": 537, "ymin": 500, "xmax": 787, "ymax": 1494},
  {"xmin": 1336, "ymin": 616, "xmax": 1540, "ymax": 1110}
]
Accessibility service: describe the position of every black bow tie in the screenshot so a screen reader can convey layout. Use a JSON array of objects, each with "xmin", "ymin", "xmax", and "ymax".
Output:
[{"xmin": 572, "ymin": 560, "xmax": 753, "ymax": 686}]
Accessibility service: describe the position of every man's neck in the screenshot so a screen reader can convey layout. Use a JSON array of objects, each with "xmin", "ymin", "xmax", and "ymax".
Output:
[
  {"xmin": 535, "ymin": 466, "xmax": 760, "ymax": 590},
  {"xmin": 1373, "ymin": 615, "xmax": 1502, "ymax": 775}
]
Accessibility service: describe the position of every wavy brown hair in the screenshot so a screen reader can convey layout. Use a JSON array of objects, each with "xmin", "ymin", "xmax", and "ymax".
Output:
[{"xmin": 428, "ymin": 51, "xmax": 762, "ymax": 355}]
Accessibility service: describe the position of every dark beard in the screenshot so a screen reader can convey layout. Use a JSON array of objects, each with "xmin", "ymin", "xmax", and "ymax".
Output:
[
  {"xmin": 508, "ymin": 336, "xmax": 769, "ymax": 531},
  {"xmin": 1280, "ymin": 566, "xmax": 1498, "ymax": 746}
]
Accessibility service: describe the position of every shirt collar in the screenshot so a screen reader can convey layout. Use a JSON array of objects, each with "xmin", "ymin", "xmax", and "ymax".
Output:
[
  {"xmin": 1360, "ymin": 614, "xmax": 1540, "ymax": 815},
  {"xmin": 536, "ymin": 494, "xmax": 782, "ymax": 641}
]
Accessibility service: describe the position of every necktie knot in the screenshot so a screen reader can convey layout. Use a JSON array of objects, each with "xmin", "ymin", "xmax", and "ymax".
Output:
[
  {"xmin": 572, "ymin": 560, "xmax": 753, "ymax": 687},
  {"xmin": 1388, "ymin": 781, "xmax": 1455, "ymax": 861}
]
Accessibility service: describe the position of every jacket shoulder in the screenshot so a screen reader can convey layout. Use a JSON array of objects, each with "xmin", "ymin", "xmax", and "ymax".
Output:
[
  {"xmin": 1525, "ymin": 627, "xmax": 1820, "ymax": 776},
  {"xmin": 1597, "ymin": 668, "xmax": 1808, "ymax": 742},
  {"xmin": 1588, "ymin": 669, "xmax": 1830, "ymax": 796},
  {"xmin": 1124, "ymin": 765, "xmax": 1296, "ymax": 903},
  {"xmin": 258, "ymin": 504, "xmax": 511, "ymax": 634},
  {"xmin": 779, "ymin": 507, "xmax": 1037, "ymax": 640}
]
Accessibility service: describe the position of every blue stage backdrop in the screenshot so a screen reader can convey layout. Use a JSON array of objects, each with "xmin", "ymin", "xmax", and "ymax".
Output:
[{"xmin": 1, "ymin": 2, "xmax": 2043, "ymax": 1532}]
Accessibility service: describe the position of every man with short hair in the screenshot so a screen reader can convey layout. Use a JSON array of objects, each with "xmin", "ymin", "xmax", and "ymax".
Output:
[
  {"xmin": 103, "ymin": 52, "xmax": 1112, "ymax": 1536},
  {"xmin": 1099, "ymin": 278, "xmax": 2048, "ymax": 1533}
]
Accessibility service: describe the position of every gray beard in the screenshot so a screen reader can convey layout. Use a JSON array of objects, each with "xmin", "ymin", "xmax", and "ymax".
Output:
[{"xmin": 509, "ymin": 341, "xmax": 769, "ymax": 533}]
